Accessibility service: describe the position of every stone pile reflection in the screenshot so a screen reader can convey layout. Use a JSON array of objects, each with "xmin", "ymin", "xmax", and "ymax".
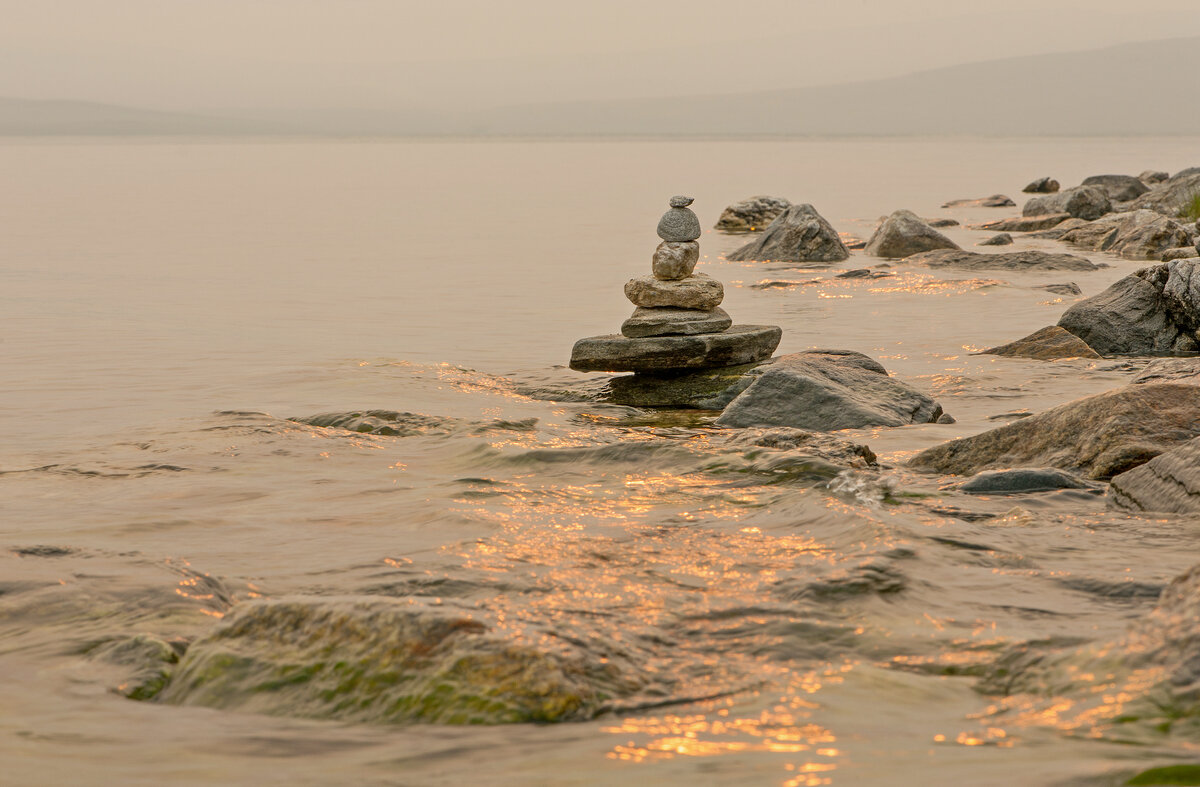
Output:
[{"xmin": 570, "ymin": 196, "xmax": 782, "ymax": 381}]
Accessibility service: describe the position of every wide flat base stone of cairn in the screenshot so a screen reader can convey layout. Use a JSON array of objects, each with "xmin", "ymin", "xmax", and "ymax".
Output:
[
  {"xmin": 621, "ymin": 306, "xmax": 731, "ymax": 338},
  {"xmin": 608, "ymin": 362, "xmax": 765, "ymax": 409},
  {"xmin": 569, "ymin": 325, "xmax": 782, "ymax": 373},
  {"xmin": 715, "ymin": 350, "xmax": 944, "ymax": 431},
  {"xmin": 981, "ymin": 325, "xmax": 1101, "ymax": 360},
  {"xmin": 652, "ymin": 241, "xmax": 699, "ymax": 280},
  {"xmin": 625, "ymin": 273, "xmax": 724, "ymax": 310}
]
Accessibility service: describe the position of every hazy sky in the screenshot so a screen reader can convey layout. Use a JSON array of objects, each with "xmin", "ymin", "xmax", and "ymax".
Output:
[{"xmin": 4, "ymin": 0, "xmax": 1198, "ymax": 113}]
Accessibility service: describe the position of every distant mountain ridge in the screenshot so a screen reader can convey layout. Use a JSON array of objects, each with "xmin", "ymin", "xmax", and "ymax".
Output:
[{"xmin": 3, "ymin": 37, "xmax": 1198, "ymax": 136}]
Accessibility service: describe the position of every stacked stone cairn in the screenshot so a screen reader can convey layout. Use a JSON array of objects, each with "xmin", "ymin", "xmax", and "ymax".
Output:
[{"xmin": 569, "ymin": 196, "xmax": 782, "ymax": 400}]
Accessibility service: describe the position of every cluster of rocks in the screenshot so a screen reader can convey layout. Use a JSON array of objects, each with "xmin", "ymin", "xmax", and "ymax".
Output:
[
  {"xmin": 713, "ymin": 195, "xmax": 792, "ymax": 233},
  {"xmin": 570, "ymin": 197, "xmax": 782, "ymax": 385}
]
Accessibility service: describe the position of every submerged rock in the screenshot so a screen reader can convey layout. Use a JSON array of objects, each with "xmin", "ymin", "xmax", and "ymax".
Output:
[
  {"xmin": 977, "ymin": 563, "xmax": 1200, "ymax": 742},
  {"xmin": 620, "ymin": 306, "xmax": 731, "ymax": 338},
  {"xmin": 295, "ymin": 411, "xmax": 457, "ymax": 437},
  {"xmin": 624, "ymin": 273, "xmax": 724, "ymax": 310},
  {"xmin": 1056, "ymin": 259, "xmax": 1200, "ymax": 355},
  {"xmin": 716, "ymin": 350, "xmax": 943, "ymax": 431},
  {"xmin": 979, "ymin": 233, "xmax": 1013, "ymax": 246},
  {"xmin": 1057, "ymin": 210, "xmax": 1190, "ymax": 260},
  {"xmin": 1110, "ymin": 436, "xmax": 1200, "ymax": 514},
  {"xmin": 981, "ymin": 325, "xmax": 1100, "ymax": 360},
  {"xmin": 926, "ymin": 218, "xmax": 959, "ymax": 228},
  {"xmin": 975, "ymin": 213, "xmax": 1072, "ymax": 233},
  {"xmin": 1037, "ymin": 282, "xmax": 1082, "ymax": 296},
  {"xmin": 158, "ymin": 597, "xmax": 642, "ymax": 724},
  {"xmin": 1081, "ymin": 174, "xmax": 1150, "ymax": 202},
  {"xmin": 608, "ymin": 361, "xmax": 763, "ymax": 409},
  {"xmin": 1131, "ymin": 357, "xmax": 1200, "ymax": 385},
  {"xmin": 908, "ymin": 383, "xmax": 1200, "ymax": 480},
  {"xmin": 714, "ymin": 195, "xmax": 791, "ymax": 233},
  {"xmin": 570, "ymin": 325, "xmax": 782, "ymax": 373},
  {"xmin": 958, "ymin": 468, "xmax": 1098, "ymax": 495},
  {"xmin": 725, "ymin": 203, "xmax": 849, "ymax": 263},
  {"xmin": 941, "ymin": 194, "xmax": 1015, "ymax": 208},
  {"xmin": 1022, "ymin": 176, "xmax": 1060, "ymax": 194},
  {"xmin": 1023, "ymin": 185, "xmax": 1112, "ymax": 221},
  {"xmin": 903, "ymin": 249, "xmax": 1100, "ymax": 272},
  {"xmin": 865, "ymin": 209, "xmax": 960, "ymax": 258}
]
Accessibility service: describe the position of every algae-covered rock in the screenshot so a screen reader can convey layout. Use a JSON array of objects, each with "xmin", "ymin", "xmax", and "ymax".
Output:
[
  {"xmin": 977, "ymin": 563, "xmax": 1200, "ymax": 742},
  {"xmin": 87, "ymin": 634, "xmax": 184, "ymax": 700},
  {"xmin": 158, "ymin": 597, "xmax": 639, "ymax": 724},
  {"xmin": 608, "ymin": 361, "xmax": 763, "ymax": 409}
]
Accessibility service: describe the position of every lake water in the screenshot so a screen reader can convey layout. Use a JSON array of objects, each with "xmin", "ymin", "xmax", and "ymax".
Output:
[{"xmin": 3, "ymin": 136, "xmax": 1200, "ymax": 786}]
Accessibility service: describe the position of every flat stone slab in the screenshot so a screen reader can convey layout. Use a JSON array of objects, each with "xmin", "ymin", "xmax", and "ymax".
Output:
[
  {"xmin": 621, "ymin": 306, "xmax": 731, "ymax": 338},
  {"xmin": 570, "ymin": 324, "xmax": 781, "ymax": 373},
  {"xmin": 974, "ymin": 213, "xmax": 1071, "ymax": 232},
  {"xmin": 625, "ymin": 273, "xmax": 724, "ymax": 309}
]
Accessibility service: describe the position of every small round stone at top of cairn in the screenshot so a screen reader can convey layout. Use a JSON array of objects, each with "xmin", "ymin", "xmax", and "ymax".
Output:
[{"xmin": 657, "ymin": 195, "xmax": 702, "ymax": 242}]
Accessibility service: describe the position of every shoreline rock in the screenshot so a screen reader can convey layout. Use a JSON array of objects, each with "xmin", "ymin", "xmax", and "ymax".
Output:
[
  {"xmin": 865, "ymin": 209, "xmax": 960, "ymax": 258},
  {"xmin": 1022, "ymin": 177, "xmax": 1060, "ymax": 194},
  {"xmin": 726, "ymin": 203, "xmax": 849, "ymax": 263},
  {"xmin": 903, "ymin": 249, "xmax": 1100, "ymax": 272},
  {"xmin": 981, "ymin": 325, "xmax": 1100, "ymax": 360},
  {"xmin": 714, "ymin": 195, "xmax": 791, "ymax": 233},
  {"xmin": 1022, "ymin": 185, "xmax": 1111, "ymax": 221}
]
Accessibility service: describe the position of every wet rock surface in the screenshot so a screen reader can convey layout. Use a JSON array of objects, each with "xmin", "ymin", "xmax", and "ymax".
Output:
[
  {"xmin": 713, "ymin": 195, "xmax": 791, "ymax": 233},
  {"xmin": 903, "ymin": 249, "xmax": 1100, "ymax": 271},
  {"xmin": 726, "ymin": 203, "xmax": 849, "ymax": 263},
  {"xmin": 981, "ymin": 325, "xmax": 1100, "ymax": 360},
  {"xmin": 1022, "ymin": 185, "xmax": 1112, "ymax": 221},
  {"xmin": 1110, "ymin": 436, "xmax": 1200, "ymax": 514},
  {"xmin": 608, "ymin": 361, "xmax": 763, "ymax": 409},
  {"xmin": 909, "ymin": 383, "xmax": 1200, "ymax": 480},
  {"xmin": 158, "ymin": 597, "xmax": 643, "ymax": 724},
  {"xmin": 865, "ymin": 209, "xmax": 960, "ymax": 258},
  {"xmin": 958, "ymin": 468, "xmax": 1099, "ymax": 495},
  {"xmin": 1056, "ymin": 259, "xmax": 1200, "ymax": 355},
  {"xmin": 716, "ymin": 350, "xmax": 943, "ymax": 431}
]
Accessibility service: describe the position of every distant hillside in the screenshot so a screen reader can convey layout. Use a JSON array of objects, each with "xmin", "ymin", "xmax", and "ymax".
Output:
[
  {"xmin": 0, "ymin": 97, "xmax": 277, "ymax": 135},
  {"xmin": 465, "ymin": 37, "xmax": 1200, "ymax": 136}
]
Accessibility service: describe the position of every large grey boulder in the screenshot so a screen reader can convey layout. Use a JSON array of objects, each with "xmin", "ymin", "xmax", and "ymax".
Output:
[
  {"xmin": 570, "ymin": 325, "xmax": 782, "ymax": 373},
  {"xmin": 714, "ymin": 195, "xmax": 791, "ymax": 233},
  {"xmin": 1022, "ymin": 185, "xmax": 1112, "ymax": 221},
  {"xmin": 715, "ymin": 350, "xmax": 943, "ymax": 430},
  {"xmin": 865, "ymin": 209, "xmax": 960, "ymax": 258},
  {"xmin": 1022, "ymin": 177, "xmax": 1060, "ymax": 194},
  {"xmin": 981, "ymin": 325, "xmax": 1100, "ymax": 360},
  {"xmin": 1057, "ymin": 260, "xmax": 1200, "ymax": 355},
  {"xmin": 624, "ymin": 273, "xmax": 724, "ymax": 309},
  {"xmin": 1130, "ymin": 172, "xmax": 1200, "ymax": 217},
  {"xmin": 726, "ymin": 203, "xmax": 849, "ymax": 262},
  {"xmin": 903, "ymin": 249, "xmax": 1100, "ymax": 272},
  {"xmin": 620, "ymin": 306, "xmax": 731, "ymax": 338},
  {"xmin": 1057, "ymin": 210, "xmax": 1191, "ymax": 260},
  {"xmin": 1110, "ymin": 436, "xmax": 1200, "ymax": 514},
  {"xmin": 975, "ymin": 213, "xmax": 1072, "ymax": 232},
  {"xmin": 909, "ymin": 383, "xmax": 1200, "ymax": 480},
  {"xmin": 1081, "ymin": 174, "xmax": 1150, "ymax": 202}
]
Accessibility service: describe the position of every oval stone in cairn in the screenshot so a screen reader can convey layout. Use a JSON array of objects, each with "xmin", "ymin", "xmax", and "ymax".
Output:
[{"xmin": 657, "ymin": 196, "xmax": 702, "ymax": 242}]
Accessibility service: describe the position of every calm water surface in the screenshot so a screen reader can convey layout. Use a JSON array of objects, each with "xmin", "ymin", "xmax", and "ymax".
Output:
[{"xmin": 3, "ymin": 137, "xmax": 1200, "ymax": 786}]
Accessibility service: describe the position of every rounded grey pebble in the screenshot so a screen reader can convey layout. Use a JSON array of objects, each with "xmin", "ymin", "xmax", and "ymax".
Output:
[
  {"xmin": 657, "ymin": 207, "xmax": 702, "ymax": 242},
  {"xmin": 670, "ymin": 195, "xmax": 694, "ymax": 208}
]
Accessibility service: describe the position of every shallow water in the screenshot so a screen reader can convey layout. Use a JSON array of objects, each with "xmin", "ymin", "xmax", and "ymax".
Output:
[{"xmin": 3, "ymin": 137, "xmax": 1200, "ymax": 786}]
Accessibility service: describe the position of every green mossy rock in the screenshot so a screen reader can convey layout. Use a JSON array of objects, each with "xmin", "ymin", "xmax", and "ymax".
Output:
[{"xmin": 157, "ymin": 597, "xmax": 639, "ymax": 725}]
